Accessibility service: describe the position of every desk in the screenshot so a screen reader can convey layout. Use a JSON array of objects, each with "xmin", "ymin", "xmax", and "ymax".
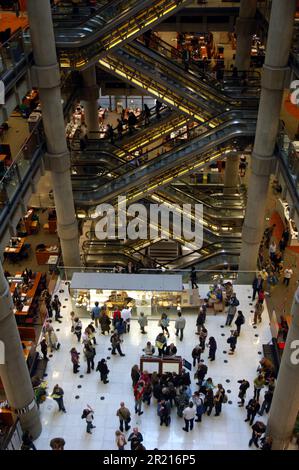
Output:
[
  {"xmin": 4, "ymin": 238, "xmax": 26, "ymax": 254},
  {"xmin": 140, "ymin": 355, "xmax": 183, "ymax": 374},
  {"xmin": 35, "ymin": 246, "xmax": 60, "ymax": 265},
  {"xmin": 22, "ymin": 341, "xmax": 33, "ymax": 361},
  {"xmin": 14, "ymin": 272, "xmax": 42, "ymax": 316}
]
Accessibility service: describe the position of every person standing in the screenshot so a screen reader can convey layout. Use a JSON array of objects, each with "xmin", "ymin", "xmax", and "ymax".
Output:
[
  {"xmin": 199, "ymin": 327, "xmax": 208, "ymax": 352},
  {"xmin": 252, "ymin": 274, "xmax": 263, "ymax": 301},
  {"xmin": 51, "ymin": 385, "xmax": 66, "ymax": 413},
  {"xmin": 253, "ymin": 301, "xmax": 264, "ymax": 325},
  {"xmin": 237, "ymin": 379, "xmax": 250, "ymax": 407},
  {"xmin": 96, "ymin": 358, "xmax": 109, "ymax": 384},
  {"xmin": 73, "ymin": 317, "xmax": 82, "ymax": 342},
  {"xmin": 121, "ymin": 305, "xmax": 132, "ymax": 333},
  {"xmin": 175, "ymin": 312, "xmax": 186, "ymax": 341},
  {"xmin": 269, "ymin": 240, "xmax": 277, "ymax": 261},
  {"xmin": 39, "ymin": 337, "xmax": 49, "ymax": 361},
  {"xmin": 99, "ymin": 308, "xmax": 111, "ymax": 335},
  {"xmin": 227, "ymin": 330, "xmax": 238, "ymax": 354},
  {"xmin": 138, "ymin": 312, "xmax": 148, "ymax": 334},
  {"xmin": 283, "ymin": 267, "xmax": 293, "ymax": 286},
  {"xmin": 248, "ymin": 421, "xmax": 266, "ymax": 448},
  {"xmin": 225, "ymin": 293, "xmax": 239, "ymax": 326},
  {"xmin": 182, "ymin": 402, "xmax": 196, "ymax": 432},
  {"xmin": 128, "ymin": 428, "xmax": 143, "ymax": 450},
  {"xmin": 131, "ymin": 365, "xmax": 141, "ymax": 387},
  {"xmin": 115, "ymin": 430, "xmax": 127, "ymax": 450},
  {"xmin": 70, "ymin": 347, "xmax": 80, "ymax": 374},
  {"xmin": 192, "ymin": 391, "xmax": 205, "ymax": 422},
  {"xmin": 117, "ymin": 119, "xmax": 123, "ymax": 140},
  {"xmin": 91, "ymin": 301, "xmax": 101, "ymax": 329},
  {"xmin": 245, "ymin": 398, "xmax": 260, "ymax": 425},
  {"xmin": 160, "ymin": 313, "xmax": 170, "ymax": 337},
  {"xmin": 158, "ymin": 399, "xmax": 171, "ymax": 426},
  {"xmin": 194, "ymin": 363, "xmax": 208, "ymax": 387},
  {"xmin": 116, "ymin": 402, "xmax": 131, "ymax": 432},
  {"xmin": 204, "ymin": 388, "xmax": 214, "ymax": 416},
  {"xmin": 258, "ymin": 386, "xmax": 274, "ymax": 416},
  {"xmin": 113, "ymin": 308, "xmax": 121, "ymax": 328},
  {"xmin": 192, "ymin": 344, "xmax": 202, "ymax": 367},
  {"xmin": 190, "ymin": 267, "xmax": 198, "ymax": 289},
  {"xmin": 51, "ymin": 295, "xmax": 62, "ymax": 322},
  {"xmin": 134, "ymin": 380, "xmax": 145, "ymax": 416},
  {"xmin": 253, "ymin": 374, "xmax": 266, "ymax": 401},
  {"xmin": 235, "ymin": 310, "xmax": 245, "ymax": 336},
  {"xmin": 143, "ymin": 103, "xmax": 151, "ymax": 125},
  {"xmin": 84, "ymin": 341, "xmax": 96, "ymax": 374},
  {"xmin": 214, "ymin": 384, "xmax": 225, "ymax": 416},
  {"xmin": 110, "ymin": 331, "xmax": 125, "ymax": 356},
  {"xmin": 208, "ymin": 336, "xmax": 217, "ymax": 361},
  {"xmin": 49, "ymin": 437, "xmax": 65, "ymax": 450},
  {"xmin": 155, "ymin": 332, "xmax": 167, "ymax": 357}
]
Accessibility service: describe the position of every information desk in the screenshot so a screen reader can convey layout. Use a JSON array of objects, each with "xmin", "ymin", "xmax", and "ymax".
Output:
[
  {"xmin": 35, "ymin": 245, "xmax": 60, "ymax": 265},
  {"xmin": 13, "ymin": 272, "xmax": 42, "ymax": 316},
  {"xmin": 140, "ymin": 355, "xmax": 183, "ymax": 374},
  {"xmin": 4, "ymin": 238, "xmax": 26, "ymax": 254}
]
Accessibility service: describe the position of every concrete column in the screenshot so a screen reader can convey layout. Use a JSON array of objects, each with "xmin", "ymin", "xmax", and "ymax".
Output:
[
  {"xmin": 267, "ymin": 286, "xmax": 299, "ymax": 449},
  {"xmin": 224, "ymin": 153, "xmax": 239, "ymax": 195},
  {"xmin": 27, "ymin": 0, "xmax": 81, "ymax": 267},
  {"xmin": 239, "ymin": 0, "xmax": 297, "ymax": 273},
  {"xmin": 0, "ymin": 263, "xmax": 41, "ymax": 439},
  {"xmin": 235, "ymin": 0, "xmax": 257, "ymax": 70},
  {"xmin": 81, "ymin": 66, "xmax": 99, "ymax": 135}
]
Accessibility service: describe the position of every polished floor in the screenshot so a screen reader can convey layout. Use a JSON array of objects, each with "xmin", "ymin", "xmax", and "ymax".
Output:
[{"xmin": 34, "ymin": 281, "xmax": 271, "ymax": 450}]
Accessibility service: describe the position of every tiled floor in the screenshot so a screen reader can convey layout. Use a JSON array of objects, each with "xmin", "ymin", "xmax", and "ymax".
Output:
[{"xmin": 34, "ymin": 281, "xmax": 271, "ymax": 450}]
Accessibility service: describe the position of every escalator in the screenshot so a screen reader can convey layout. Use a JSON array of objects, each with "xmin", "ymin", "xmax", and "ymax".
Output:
[
  {"xmin": 53, "ymin": 0, "xmax": 191, "ymax": 69},
  {"xmin": 72, "ymin": 110, "xmax": 256, "ymax": 205}
]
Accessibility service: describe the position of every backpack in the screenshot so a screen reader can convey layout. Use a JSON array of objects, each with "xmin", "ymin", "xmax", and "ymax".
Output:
[
  {"xmin": 240, "ymin": 315, "xmax": 245, "ymax": 325},
  {"xmin": 222, "ymin": 394, "xmax": 228, "ymax": 404},
  {"xmin": 234, "ymin": 299, "xmax": 240, "ymax": 307},
  {"xmin": 81, "ymin": 409, "xmax": 89, "ymax": 419}
]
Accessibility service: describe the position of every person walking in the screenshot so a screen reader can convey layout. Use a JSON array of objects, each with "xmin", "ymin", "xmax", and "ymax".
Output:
[
  {"xmin": 134, "ymin": 380, "xmax": 145, "ymax": 415},
  {"xmin": 190, "ymin": 267, "xmax": 198, "ymax": 289},
  {"xmin": 70, "ymin": 347, "xmax": 80, "ymax": 374},
  {"xmin": 194, "ymin": 363, "xmax": 208, "ymax": 387},
  {"xmin": 116, "ymin": 119, "xmax": 123, "ymax": 140},
  {"xmin": 175, "ymin": 386, "xmax": 189, "ymax": 417},
  {"xmin": 159, "ymin": 313, "xmax": 170, "ymax": 337},
  {"xmin": 283, "ymin": 267, "xmax": 293, "ymax": 286},
  {"xmin": 245, "ymin": 398, "xmax": 260, "ymax": 425},
  {"xmin": 175, "ymin": 312, "xmax": 186, "ymax": 341},
  {"xmin": 138, "ymin": 312, "xmax": 148, "ymax": 334},
  {"xmin": 51, "ymin": 385, "xmax": 66, "ymax": 413},
  {"xmin": 235, "ymin": 310, "xmax": 245, "ymax": 336},
  {"xmin": 116, "ymin": 402, "xmax": 131, "ymax": 432},
  {"xmin": 84, "ymin": 406, "xmax": 96, "ymax": 434},
  {"xmin": 192, "ymin": 344, "xmax": 202, "ymax": 367},
  {"xmin": 91, "ymin": 301, "xmax": 101, "ymax": 329},
  {"xmin": 113, "ymin": 308, "xmax": 121, "ymax": 328},
  {"xmin": 253, "ymin": 374, "xmax": 266, "ymax": 401},
  {"xmin": 248, "ymin": 421, "xmax": 266, "ymax": 448},
  {"xmin": 128, "ymin": 428, "xmax": 143, "ymax": 450},
  {"xmin": 39, "ymin": 337, "xmax": 49, "ymax": 361},
  {"xmin": 121, "ymin": 306, "xmax": 132, "ymax": 333},
  {"xmin": 182, "ymin": 402, "xmax": 196, "ymax": 432},
  {"xmin": 252, "ymin": 275, "xmax": 263, "ymax": 301},
  {"xmin": 199, "ymin": 327, "xmax": 208, "ymax": 352},
  {"xmin": 208, "ymin": 337, "xmax": 217, "ymax": 361},
  {"xmin": 155, "ymin": 332, "xmax": 167, "ymax": 357},
  {"xmin": 21, "ymin": 431, "xmax": 37, "ymax": 450},
  {"xmin": 74, "ymin": 317, "xmax": 82, "ymax": 342},
  {"xmin": 143, "ymin": 104, "xmax": 151, "ymax": 125},
  {"xmin": 115, "ymin": 430, "xmax": 127, "ymax": 450},
  {"xmin": 196, "ymin": 302, "xmax": 207, "ymax": 334},
  {"xmin": 227, "ymin": 330, "xmax": 238, "ymax": 354},
  {"xmin": 110, "ymin": 331, "xmax": 125, "ymax": 356},
  {"xmin": 96, "ymin": 358, "xmax": 110, "ymax": 384},
  {"xmin": 84, "ymin": 341, "xmax": 96, "ymax": 373},
  {"xmin": 225, "ymin": 293, "xmax": 239, "ymax": 326},
  {"xmin": 237, "ymin": 379, "xmax": 250, "ymax": 407}
]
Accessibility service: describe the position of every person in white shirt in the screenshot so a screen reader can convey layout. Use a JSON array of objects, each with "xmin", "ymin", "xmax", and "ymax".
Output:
[
  {"xmin": 283, "ymin": 267, "xmax": 293, "ymax": 286},
  {"xmin": 121, "ymin": 306, "xmax": 132, "ymax": 333},
  {"xmin": 182, "ymin": 402, "xmax": 196, "ymax": 432},
  {"xmin": 85, "ymin": 406, "xmax": 96, "ymax": 434}
]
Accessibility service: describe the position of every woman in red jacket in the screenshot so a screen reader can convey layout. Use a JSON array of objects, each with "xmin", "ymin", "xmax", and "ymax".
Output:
[{"xmin": 134, "ymin": 380, "xmax": 145, "ymax": 416}]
